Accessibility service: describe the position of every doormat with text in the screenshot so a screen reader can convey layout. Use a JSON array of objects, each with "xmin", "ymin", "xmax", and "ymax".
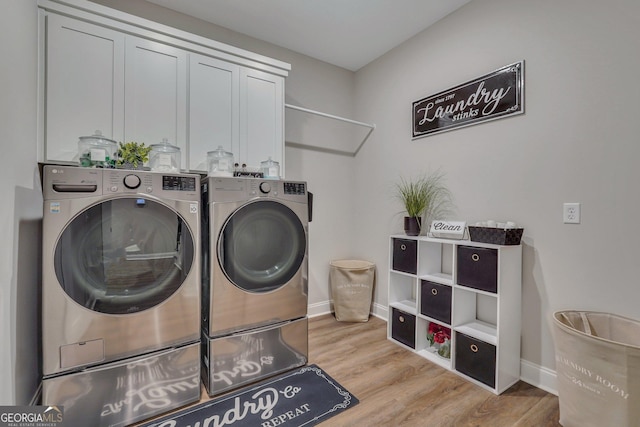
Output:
[{"xmin": 139, "ymin": 365, "xmax": 358, "ymax": 427}]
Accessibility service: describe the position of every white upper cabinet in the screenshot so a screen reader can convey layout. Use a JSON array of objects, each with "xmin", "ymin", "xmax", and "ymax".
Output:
[
  {"xmin": 44, "ymin": 14, "xmax": 125, "ymax": 162},
  {"xmin": 38, "ymin": 0, "xmax": 289, "ymax": 173},
  {"xmin": 188, "ymin": 54, "xmax": 239, "ymax": 172},
  {"xmin": 124, "ymin": 36, "xmax": 187, "ymax": 167},
  {"xmin": 188, "ymin": 55, "xmax": 285, "ymax": 172},
  {"xmin": 43, "ymin": 15, "xmax": 187, "ymax": 166},
  {"xmin": 239, "ymin": 68, "xmax": 284, "ymax": 171}
]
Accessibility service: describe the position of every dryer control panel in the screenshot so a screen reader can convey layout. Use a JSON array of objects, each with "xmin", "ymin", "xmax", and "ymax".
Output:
[{"xmin": 204, "ymin": 177, "xmax": 308, "ymax": 204}]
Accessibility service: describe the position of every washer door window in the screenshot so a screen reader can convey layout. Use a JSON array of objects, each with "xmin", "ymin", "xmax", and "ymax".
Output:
[
  {"xmin": 54, "ymin": 197, "xmax": 194, "ymax": 314},
  {"xmin": 219, "ymin": 200, "xmax": 306, "ymax": 293}
]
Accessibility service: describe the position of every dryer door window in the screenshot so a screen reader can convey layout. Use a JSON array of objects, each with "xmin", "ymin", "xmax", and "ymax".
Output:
[
  {"xmin": 54, "ymin": 197, "xmax": 195, "ymax": 314},
  {"xmin": 219, "ymin": 200, "xmax": 306, "ymax": 293}
]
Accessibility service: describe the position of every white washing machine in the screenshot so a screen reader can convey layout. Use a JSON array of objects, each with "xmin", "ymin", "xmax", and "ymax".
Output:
[
  {"xmin": 41, "ymin": 165, "xmax": 201, "ymax": 427},
  {"xmin": 201, "ymin": 176, "xmax": 309, "ymax": 396}
]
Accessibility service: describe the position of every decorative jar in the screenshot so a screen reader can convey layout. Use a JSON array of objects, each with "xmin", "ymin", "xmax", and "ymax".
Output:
[
  {"xmin": 149, "ymin": 138, "xmax": 181, "ymax": 172},
  {"xmin": 78, "ymin": 130, "xmax": 117, "ymax": 168}
]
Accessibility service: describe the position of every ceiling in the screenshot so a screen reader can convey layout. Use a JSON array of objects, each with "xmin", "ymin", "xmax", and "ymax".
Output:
[{"xmin": 146, "ymin": 0, "xmax": 471, "ymax": 71}]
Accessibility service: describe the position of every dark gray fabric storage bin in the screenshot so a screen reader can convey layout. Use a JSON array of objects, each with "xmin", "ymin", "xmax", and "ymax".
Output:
[
  {"xmin": 391, "ymin": 308, "xmax": 416, "ymax": 349},
  {"xmin": 456, "ymin": 245, "xmax": 498, "ymax": 293},
  {"xmin": 420, "ymin": 280, "xmax": 452, "ymax": 325},
  {"xmin": 455, "ymin": 332, "xmax": 496, "ymax": 388},
  {"xmin": 392, "ymin": 238, "xmax": 417, "ymax": 275}
]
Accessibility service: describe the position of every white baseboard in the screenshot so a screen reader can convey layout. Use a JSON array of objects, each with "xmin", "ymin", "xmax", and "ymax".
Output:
[
  {"xmin": 371, "ymin": 302, "xmax": 388, "ymax": 320},
  {"xmin": 308, "ymin": 301, "xmax": 388, "ymax": 320},
  {"xmin": 520, "ymin": 359, "xmax": 558, "ymax": 395},
  {"xmin": 308, "ymin": 301, "xmax": 558, "ymax": 395},
  {"xmin": 308, "ymin": 301, "xmax": 332, "ymax": 317}
]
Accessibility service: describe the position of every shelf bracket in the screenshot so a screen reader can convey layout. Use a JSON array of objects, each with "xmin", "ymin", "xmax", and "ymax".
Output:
[{"xmin": 284, "ymin": 103, "xmax": 376, "ymax": 156}]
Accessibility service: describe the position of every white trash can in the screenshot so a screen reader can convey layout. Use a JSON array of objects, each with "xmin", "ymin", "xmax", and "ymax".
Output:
[
  {"xmin": 552, "ymin": 310, "xmax": 640, "ymax": 427},
  {"xmin": 330, "ymin": 260, "xmax": 375, "ymax": 322}
]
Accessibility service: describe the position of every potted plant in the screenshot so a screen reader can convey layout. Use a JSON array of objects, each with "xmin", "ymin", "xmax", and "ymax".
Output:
[
  {"xmin": 394, "ymin": 170, "xmax": 454, "ymax": 236},
  {"xmin": 116, "ymin": 141, "xmax": 152, "ymax": 169}
]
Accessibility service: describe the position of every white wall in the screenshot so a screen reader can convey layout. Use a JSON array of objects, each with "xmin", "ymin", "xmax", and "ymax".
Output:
[
  {"xmin": 0, "ymin": 0, "xmax": 42, "ymax": 405},
  {"xmin": 353, "ymin": 0, "xmax": 640, "ymax": 389}
]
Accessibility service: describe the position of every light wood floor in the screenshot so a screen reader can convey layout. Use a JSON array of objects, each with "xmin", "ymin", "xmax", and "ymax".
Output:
[
  {"xmin": 309, "ymin": 314, "xmax": 561, "ymax": 427},
  {"xmin": 136, "ymin": 314, "xmax": 561, "ymax": 426}
]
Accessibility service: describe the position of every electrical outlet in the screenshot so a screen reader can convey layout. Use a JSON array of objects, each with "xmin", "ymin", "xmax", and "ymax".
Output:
[{"xmin": 563, "ymin": 203, "xmax": 581, "ymax": 224}]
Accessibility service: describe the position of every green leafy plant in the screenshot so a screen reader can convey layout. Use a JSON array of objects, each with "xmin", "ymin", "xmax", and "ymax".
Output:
[
  {"xmin": 116, "ymin": 141, "xmax": 152, "ymax": 168},
  {"xmin": 394, "ymin": 170, "xmax": 454, "ymax": 221}
]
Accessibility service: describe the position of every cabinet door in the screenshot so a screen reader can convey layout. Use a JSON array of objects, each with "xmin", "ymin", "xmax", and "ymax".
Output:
[
  {"xmin": 188, "ymin": 54, "xmax": 239, "ymax": 172},
  {"xmin": 124, "ymin": 36, "xmax": 187, "ymax": 167},
  {"xmin": 239, "ymin": 68, "xmax": 284, "ymax": 172},
  {"xmin": 44, "ymin": 13, "xmax": 125, "ymax": 163}
]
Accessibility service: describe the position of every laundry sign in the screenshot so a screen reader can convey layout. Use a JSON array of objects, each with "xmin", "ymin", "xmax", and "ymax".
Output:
[
  {"xmin": 140, "ymin": 365, "xmax": 358, "ymax": 427},
  {"xmin": 412, "ymin": 61, "xmax": 524, "ymax": 138}
]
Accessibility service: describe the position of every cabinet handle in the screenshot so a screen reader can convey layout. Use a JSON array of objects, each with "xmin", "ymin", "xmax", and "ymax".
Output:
[
  {"xmin": 431, "ymin": 288, "xmax": 438, "ymax": 296},
  {"xmin": 471, "ymin": 253, "xmax": 480, "ymax": 262},
  {"xmin": 470, "ymin": 344, "xmax": 479, "ymax": 353},
  {"xmin": 399, "ymin": 315, "xmax": 405, "ymax": 323},
  {"xmin": 400, "ymin": 244, "xmax": 406, "ymax": 250}
]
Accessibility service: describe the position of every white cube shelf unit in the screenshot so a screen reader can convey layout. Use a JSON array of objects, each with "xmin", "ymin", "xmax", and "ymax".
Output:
[{"xmin": 387, "ymin": 235, "xmax": 522, "ymax": 394}]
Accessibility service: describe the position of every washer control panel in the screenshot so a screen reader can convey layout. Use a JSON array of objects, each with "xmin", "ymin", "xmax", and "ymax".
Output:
[
  {"xmin": 105, "ymin": 170, "xmax": 154, "ymax": 194},
  {"xmin": 284, "ymin": 182, "xmax": 306, "ymax": 195},
  {"xmin": 42, "ymin": 165, "xmax": 199, "ymax": 201},
  {"xmin": 123, "ymin": 174, "xmax": 141, "ymax": 189},
  {"xmin": 101, "ymin": 170, "xmax": 197, "ymax": 197},
  {"xmin": 162, "ymin": 175, "xmax": 197, "ymax": 192},
  {"xmin": 259, "ymin": 182, "xmax": 272, "ymax": 194}
]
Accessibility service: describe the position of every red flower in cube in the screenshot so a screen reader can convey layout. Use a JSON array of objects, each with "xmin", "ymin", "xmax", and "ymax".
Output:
[{"xmin": 427, "ymin": 322, "xmax": 451, "ymax": 345}]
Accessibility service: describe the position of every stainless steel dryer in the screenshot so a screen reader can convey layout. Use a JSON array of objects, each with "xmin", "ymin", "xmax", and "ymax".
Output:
[
  {"xmin": 201, "ymin": 176, "xmax": 309, "ymax": 396},
  {"xmin": 41, "ymin": 165, "xmax": 201, "ymax": 427}
]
